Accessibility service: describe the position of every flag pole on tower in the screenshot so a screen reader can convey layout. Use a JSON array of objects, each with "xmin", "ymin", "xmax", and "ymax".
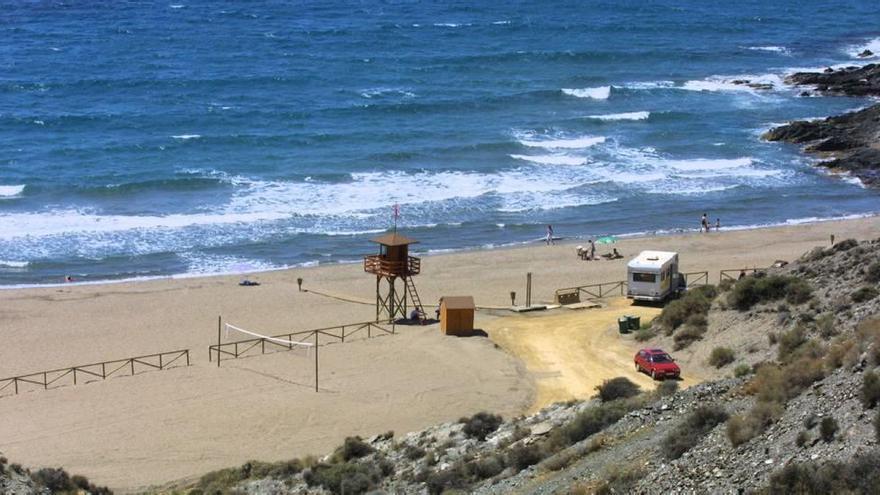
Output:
[{"xmin": 392, "ymin": 203, "xmax": 400, "ymax": 233}]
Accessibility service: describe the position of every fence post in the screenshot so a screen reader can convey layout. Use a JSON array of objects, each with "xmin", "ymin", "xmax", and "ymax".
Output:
[
  {"xmin": 186, "ymin": 350, "xmax": 190, "ymax": 366},
  {"xmin": 102, "ymin": 363, "xmax": 106, "ymax": 378},
  {"xmin": 73, "ymin": 368, "xmax": 77, "ymax": 385},
  {"xmin": 159, "ymin": 354, "xmax": 164, "ymax": 370},
  {"xmin": 14, "ymin": 378, "xmax": 18, "ymax": 395},
  {"xmin": 341, "ymin": 326, "xmax": 345, "ymax": 343},
  {"xmin": 217, "ymin": 315, "xmax": 222, "ymax": 368},
  {"xmin": 44, "ymin": 372, "xmax": 48, "ymax": 390},
  {"xmin": 262, "ymin": 339, "xmax": 265, "ymax": 354},
  {"xmin": 314, "ymin": 331, "xmax": 319, "ymax": 393},
  {"xmin": 130, "ymin": 359, "xmax": 135, "ymax": 376}
]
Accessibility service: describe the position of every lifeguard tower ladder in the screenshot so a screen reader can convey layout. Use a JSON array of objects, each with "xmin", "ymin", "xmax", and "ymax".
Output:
[{"xmin": 364, "ymin": 233, "xmax": 425, "ymax": 321}]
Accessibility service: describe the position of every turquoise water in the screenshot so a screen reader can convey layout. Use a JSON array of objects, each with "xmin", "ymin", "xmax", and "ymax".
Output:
[{"xmin": 1, "ymin": 1, "xmax": 879, "ymax": 285}]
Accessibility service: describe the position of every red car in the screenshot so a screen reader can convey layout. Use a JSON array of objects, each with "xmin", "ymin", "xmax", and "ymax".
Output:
[{"xmin": 634, "ymin": 348, "xmax": 681, "ymax": 380}]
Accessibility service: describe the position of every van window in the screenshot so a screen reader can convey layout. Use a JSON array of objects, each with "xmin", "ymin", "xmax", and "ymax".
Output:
[{"xmin": 632, "ymin": 272, "xmax": 656, "ymax": 283}]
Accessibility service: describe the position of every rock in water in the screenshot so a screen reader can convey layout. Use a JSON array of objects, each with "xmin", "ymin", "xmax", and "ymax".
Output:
[{"xmin": 858, "ymin": 49, "xmax": 874, "ymax": 58}]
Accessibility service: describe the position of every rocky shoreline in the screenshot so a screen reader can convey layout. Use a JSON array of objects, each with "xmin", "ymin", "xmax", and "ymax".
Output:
[{"xmin": 763, "ymin": 64, "xmax": 880, "ymax": 188}]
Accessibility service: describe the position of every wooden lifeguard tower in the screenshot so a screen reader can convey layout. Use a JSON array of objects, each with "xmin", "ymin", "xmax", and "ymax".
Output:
[{"xmin": 364, "ymin": 232, "xmax": 425, "ymax": 321}]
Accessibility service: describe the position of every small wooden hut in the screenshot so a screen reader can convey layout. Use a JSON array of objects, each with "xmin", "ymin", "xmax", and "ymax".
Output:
[{"xmin": 440, "ymin": 296, "xmax": 475, "ymax": 336}]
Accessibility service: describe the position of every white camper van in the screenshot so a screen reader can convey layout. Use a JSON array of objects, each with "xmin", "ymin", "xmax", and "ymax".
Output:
[{"xmin": 626, "ymin": 250, "xmax": 683, "ymax": 302}]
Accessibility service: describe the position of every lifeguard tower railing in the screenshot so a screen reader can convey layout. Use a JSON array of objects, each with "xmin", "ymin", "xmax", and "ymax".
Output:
[{"xmin": 364, "ymin": 255, "xmax": 421, "ymax": 277}]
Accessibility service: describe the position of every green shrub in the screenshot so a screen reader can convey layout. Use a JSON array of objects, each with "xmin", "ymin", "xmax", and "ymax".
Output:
[
  {"xmin": 866, "ymin": 262, "xmax": 880, "ymax": 283},
  {"xmin": 468, "ymin": 454, "xmax": 505, "ymax": 480},
  {"xmin": 403, "ymin": 444, "xmax": 426, "ymax": 461},
  {"xmin": 657, "ymin": 285, "xmax": 717, "ymax": 334},
  {"xmin": 506, "ymin": 443, "xmax": 543, "ymax": 471},
  {"xmin": 816, "ymin": 313, "xmax": 836, "ymax": 338},
  {"xmin": 796, "ymin": 430, "xmax": 809, "ymax": 447},
  {"xmin": 594, "ymin": 463, "xmax": 646, "ymax": 495},
  {"xmin": 336, "ymin": 436, "xmax": 374, "ymax": 461},
  {"xmin": 594, "ymin": 377, "xmax": 640, "ymax": 402},
  {"xmin": 875, "ymin": 411, "xmax": 880, "ymax": 442},
  {"xmin": 656, "ymin": 380, "xmax": 678, "ymax": 397},
  {"xmin": 664, "ymin": 405, "xmax": 728, "ymax": 459},
  {"xmin": 777, "ymin": 326, "xmax": 808, "ymax": 362},
  {"xmin": 633, "ymin": 327, "xmax": 656, "ymax": 342},
  {"xmin": 862, "ymin": 371, "xmax": 880, "ymax": 409},
  {"xmin": 734, "ymin": 363, "xmax": 752, "ymax": 377},
  {"xmin": 708, "ymin": 347, "xmax": 736, "ymax": 368},
  {"xmin": 727, "ymin": 275, "xmax": 812, "ymax": 311},
  {"xmin": 758, "ymin": 449, "xmax": 880, "ymax": 495},
  {"xmin": 673, "ymin": 324, "xmax": 706, "ymax": 350},
  {"xmin": 560, "ymin": 400, "xmax": 630, "ymax": 445},
  {"xmin": 460, "ymin": 412, "xmax": 503, "ymax": 441},
  {"xmin": 305, "ymin": 461, "xmax": 381, "ymax": 495},
  {"xmin": 852, "ymin": 286, "xmax": 879, "ymax": 303},
  {"xmin": 425, "ymin": 465, "xmax": 469, "ymax": 495},
  {"xmin": 819, "ymin": 417, "xmax": 838, "ymax": 442},
  {"xmin": 32, "ymin": 467, "xmax": 112, "ymax": 495}
]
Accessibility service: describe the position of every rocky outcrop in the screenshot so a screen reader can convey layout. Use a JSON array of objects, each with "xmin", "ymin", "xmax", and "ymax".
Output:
[
  {"xmin": 763, "ymin": 104, "xmax": 880, "ymax": 187},
  {"xmin": 764, "ymin": 64, "xmax": 880, "ymax": 187}
]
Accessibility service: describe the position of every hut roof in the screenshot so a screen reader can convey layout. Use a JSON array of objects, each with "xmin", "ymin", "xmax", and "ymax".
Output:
[
  {"xmin": 370, "ymin": 232, "xmax": 419, "ymax": 246},
  {"xmin": 442, "ymin": 296, "xmax": 475, "ymax": 310}
]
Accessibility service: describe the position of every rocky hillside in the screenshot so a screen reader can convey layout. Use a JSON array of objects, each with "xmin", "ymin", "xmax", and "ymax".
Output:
[
  {"xmin": 764, "ymin": 64, "xmax": 880, "ymax": 188},
  {"xmin": 0, "ymin": 458, "xmax": 111, "ymax": 495},
  {"xmin": 147, "ymin": 237, "xmax": 880, "ymax": 495}
]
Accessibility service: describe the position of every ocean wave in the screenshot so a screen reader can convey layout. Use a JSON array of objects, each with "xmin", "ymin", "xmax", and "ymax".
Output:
[
  {"xmin": 509, "ymin": 154, "xmax": 587, "ymax": 166},
  {"xmin": 359, "ymin": 87, "xmax": 416, "ymax": 99},
  {"xmin": 433, "ymin": 22, "xmax": 469, "ymax": 28},
  {"xmin": 0, "ymin": 184, "xmax": 25, "ymax": 198},
  {"xmin": 497, "ymin": 194, "xmax": 617, "ymax": 213},
  {"xmin": 744, "ymin": 45, "xmax": 791, "ymax": 55},
  {"xmin": 517, "ymin": 134, "xmax": 606, "ymax": 149},
  {"xmin": 0, "ymin": 260, "xmax": 29, "ymax": 268},
  {"xmin": 846, "ymin": 37, "xmax": 880, "ymax": 59},
  {"xmin": 561, "ymin": 86, "xmax": 610, "ymax": 99},
  {"xmin": 664, "ymin": 157, "xmax": 753, "ymax": 171},
  {"xmin": 585, "ymin": 111, "xmax": 650, "ymax": 121},
  {"xmin": 172, "ymin": 134, "xmax": 201, "ymax": 140},
  {"xmin": 621, "ymin": 81, "xmax": 675, "ymax": 90}
]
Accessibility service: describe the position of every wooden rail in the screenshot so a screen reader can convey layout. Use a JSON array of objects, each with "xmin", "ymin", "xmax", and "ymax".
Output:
[
  {"xmin": 555, "ymin": 280, "xmax": 627, "ymax": 303},
  {"xmin": 0, "ymin": 349, "xmax": 190, "ymax": 397},
  {"xmin": 364, "ymin": 255, "xmax": 421, "ymax": 277},
  {"xmin": 682, "ymin": 271, "xmax": 709, "ymax": 287},
  {"xmin": 209, "ymin": 320, "xmax": 395, "ymax": 364},
  {"xmin": 719, "ymin": 267, "xmax": 767, "ymax": 283}
]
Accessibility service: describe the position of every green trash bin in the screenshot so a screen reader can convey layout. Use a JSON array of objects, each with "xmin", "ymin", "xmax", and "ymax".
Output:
[
  {"xmin": 628, "ymin": 315, "xmax": 641, "ymax": 330},
  {"xmin": 618, "ymin": 317, "xmax": 630, "ymax": 334}
]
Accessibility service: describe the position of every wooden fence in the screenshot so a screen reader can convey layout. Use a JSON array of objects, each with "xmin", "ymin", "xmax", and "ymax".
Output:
[
  {"xmin": 682, "ymin": 271, "xmax": 710, "ymax": 287},
  {"xmin": 209, "ymin": 320, "xmax": 395, "ymax": 365},
  {"xmin": 0, "ymin": 349, "xmax": 190, "ymax": 397},
  {"xmin": 555, "ymin": 280, "xmax": 627, "ymax": 303},
  {"xmin": 719, "ymin": 267, "xmax": 767, "ymax": 283}
]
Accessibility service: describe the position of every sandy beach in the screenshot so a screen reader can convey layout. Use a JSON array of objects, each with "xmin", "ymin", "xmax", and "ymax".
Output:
[{"xmin": 1, "ymin": 215, "xmax": 878, "ymax": 491}]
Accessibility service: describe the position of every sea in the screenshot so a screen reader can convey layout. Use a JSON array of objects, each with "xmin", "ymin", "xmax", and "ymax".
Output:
[{"xmin": 1, "ymin": 1, "xmax": 879, "ymax": 286}]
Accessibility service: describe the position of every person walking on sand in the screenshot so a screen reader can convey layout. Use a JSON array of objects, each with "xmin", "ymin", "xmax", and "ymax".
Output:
[
  {"xmin": 700, "ymin": 213, "xmax": 709, "ymax": 233},
  {"xmin": 589, "ymin": 239, "xmax": 596, "ymax": 260},
  {"xmin": 546, "ymin": 225, "xmax": 554, "ymax": 245}
]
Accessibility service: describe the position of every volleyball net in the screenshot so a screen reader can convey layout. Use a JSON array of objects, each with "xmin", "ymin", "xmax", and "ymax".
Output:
[{"xmin": 223, "ymin": 322, "xmax": 314, "ymax": 357}]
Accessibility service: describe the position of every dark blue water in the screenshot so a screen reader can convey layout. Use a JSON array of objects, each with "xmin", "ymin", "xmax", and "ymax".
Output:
[{"xmin": 1, "ymin": 1, "xmax": 879, "ymax": 285}]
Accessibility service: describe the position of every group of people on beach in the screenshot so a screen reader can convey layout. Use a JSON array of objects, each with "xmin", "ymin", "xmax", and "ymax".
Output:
[{"xmin": 700, "ymin": 213, "xmax": 721, "ymax": 233}]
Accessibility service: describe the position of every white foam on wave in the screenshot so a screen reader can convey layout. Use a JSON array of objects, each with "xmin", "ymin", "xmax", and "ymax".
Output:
[
  {"xmin": 491, "ymin": 20, "xmax": 511, "ymax": 25},
  {"xmin": 178, "ymin": 253, "xmax": 285, "ymax": 276},
  {"xmin": 664, "ymin": 157, "xmax": 753, "ymax": 171},
  {"xmin": 622, "ymin": 81, "xmax": 675, "ymax": 90},
  {"xmin": 586, "ymin": 111, "xmax": 650, "ymax": 121},
  {"xmin": 680, "ymin": 74, "xmax": 783, "ymax": 93},
  {"xmin": 561, "ymin": 86, "xmax": 610, "ymax": 99},
  {"xmin": 0, "ymin": 185, "xmax": 25, "ymax": 198},
  {"xmin": 434, "ymin": 22, "xmax": 468, "ymax": 28},
  {"xmin": 517, "ymin": 134, "xmax": 606, "ymax": 150},
  {"xmin": 0, "ymin": 260, "xmax": 28, "ymax": 268},
  {"xmin": 172, "ymin": 134, "xmax": 201, "ymax": 140},
  {"xmin": 744, "ymin": 46, "xmax": 791, "ymax": 55},
  {"xmin": 509, "ymin": 154, "xmax": 587, "ymax": 166},
  {"xmin": 846, "ymin": 37, "xmax": 880, "ymax": 59},
  {"xmin": 359, "ymin": 87, "xmax": 416, "ymax": 99}
]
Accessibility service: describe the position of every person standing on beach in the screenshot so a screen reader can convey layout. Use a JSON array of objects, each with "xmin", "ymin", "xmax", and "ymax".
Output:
[
  {"xmin": 589, "ymin": 239, "xmax": 596, "ymax": 260},
  {"xmin": 546, "ymin": 225, "xmax": 554, "ymax": 245},
  {"xmin": 715, "ymin": 218, "xmax": 721, "ymax": 231},
  {"xmin": 700, "ymin": 213, "xmax": 709, "ymax": 233}
]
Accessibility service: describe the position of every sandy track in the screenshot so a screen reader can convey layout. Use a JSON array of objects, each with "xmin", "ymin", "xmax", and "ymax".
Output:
[{"xmin": 484, "ymin": 298, "xmax": 705, "ymax": 411}]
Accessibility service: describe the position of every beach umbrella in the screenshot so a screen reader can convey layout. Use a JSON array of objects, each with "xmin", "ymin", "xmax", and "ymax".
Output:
[{"xmin": 596, "ymin": 236, "xmax": 617, "ymax": 244}]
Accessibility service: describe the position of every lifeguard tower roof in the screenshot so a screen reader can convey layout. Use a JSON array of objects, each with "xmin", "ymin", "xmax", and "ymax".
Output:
[
  {"xmin": 627, "ymin": 250, "xmax": 677, "ymax": 271},
  {"xmin": 370, "ymin": 232, "xmax": 419, "ymax": 246}
]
